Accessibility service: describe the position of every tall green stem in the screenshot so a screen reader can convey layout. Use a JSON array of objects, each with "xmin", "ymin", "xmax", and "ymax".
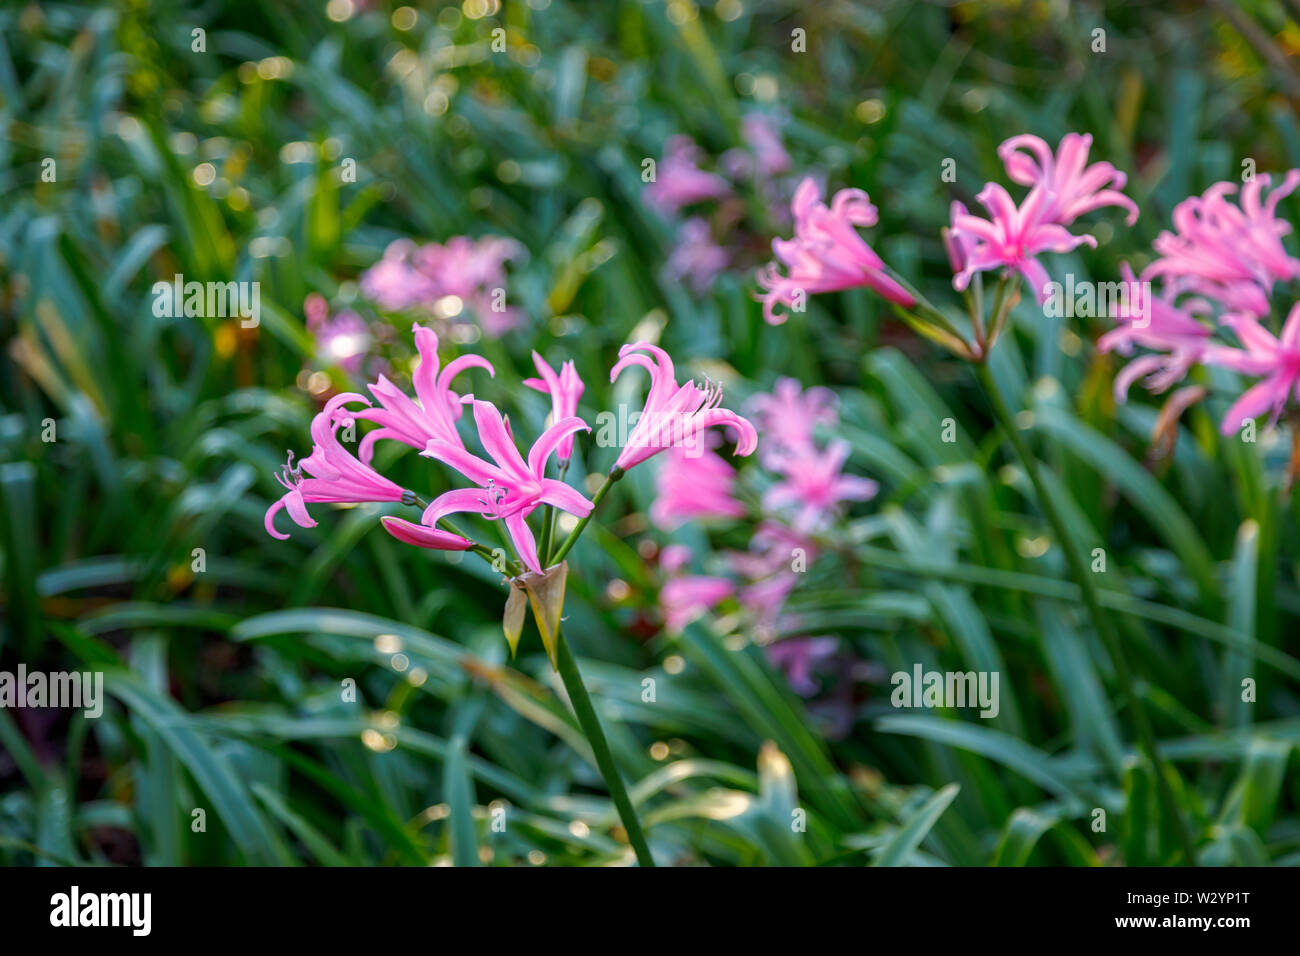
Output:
[
  {"xmin": 554, "ymin": 625, "xmax": 656, "ymax": 866},
  {"xmin": 551, "ymin": 468, "xmax": 621, "ymax": 565},
  {"xmin": 975, "ymin": 362, "xmax": 1198, "ymax": 865}
]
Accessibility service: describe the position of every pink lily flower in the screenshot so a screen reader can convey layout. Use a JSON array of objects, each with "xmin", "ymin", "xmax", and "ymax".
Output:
[
  {"xmin": 745, "ymin": 113, "xmax": 793, "ymax": 180},
  {"xmin": 359, "ymin": 240, "xmax": 441, "ymax": 312},
  {"xmin": 664, "ymin": 217, "xmax": 730, "ymax": 294},
  {"xmin": 416, "ymin": 236, "xmax": 523, "ymax": 297},
  {"xmin": 360, "ymin": 236, "xmax": 526, "ymax": 336},
  {"xmin": 265, "ymin": 394, "xmax": 405, "ymax": 540},
  {"xmin": 523, "ymin": 351, "xmax": 586, "ymax": 463},
  {"xmin": 721, "ymin": 114, "xmax": 793, "ymax": 182},
  {"xmin": 763, "ymin": 439, "xmax": 877, "ymax": 532},
  {"xmin": 949, "ymin": 183, "xmax": 1097, "ymax": 303},
  {"xmin": 766, "ymin": 637, "xmax": 839, "ymax": 697},
  {"xmin": 942, "ymin": 201, "xmax": 976, "ymax": 276},
  {"xmin": 730, "ymin": 522, "xmax": 817, "ymax": 637},
  {"xmin": 415, "ymin": 236, "xmax": 526, "ymax": 336},
  {"xmin": 998, "ymin": 132, "xmax": 1139, "ymax": 226},
  {"xmin": 346, "ymin": 323, "xmax": 493, "ymax": 464},
  {"xmin": 644, "ymin": 136, "xmax": 733, "ymax": 214},
  {"xmin": 650, "ymin": 445, "xmax": 747, "ymax": 528},
  {"xmin": 419, "ymin": 399, "xmax": 593, "ymax": 574},
  {"xmin": 609, "ymin": 342, "xmax": 758, "ymax": 471},
  {"xmin": 659, "ymin": 545, "xmax": 734, "ymax": 633},
  {"xmin": 1204, "ymin": 304, "xmax": 1300, "ymax": 435},
  {"xmin": 747, "ymin": 377, "xmax": 839, "ymax": 467},
  {"xmin": 1098, "ymin": 264, "xmax": 1213, "ymax": 400},
  {"xmin": 757, "ymin": 177, "xmax": 916, "ymax": 324},
  {"xmin": 1143, "ymin": 171, "xmax": 1300, "ymax": 317}
]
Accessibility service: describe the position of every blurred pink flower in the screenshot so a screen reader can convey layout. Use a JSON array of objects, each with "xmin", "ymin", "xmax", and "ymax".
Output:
[
  {"xmin": 942, "ymin": 202, "xmax": 974, "ymax": 276},
  {"xmin": 1143, "ymin": 171, "xmax": 1300, "ymax": 317},
  {"xmin": 524, "ymin": 351, "xmax": 586, "ymax": 463},
  {"xmin": 949, "ymin": 183, "xmax": 1097, "ymax": 303},
  {"xmin": 650, "ymin": 445, "xmax": 747, "ymax": 528},
  {"xmin": 1204, "ymin": 304, "xmax": 1300, "ymax": 435},
  {"xmin": 745, "ymin": 114, "xmax": 792, "ymax": 180},
  {"xmin": 1098, "ymin": 264, "xmax": 1213, "ymax": 400},
  {"xmin": 747, "ymin": 377, "xmax": 838, "ymax": 466},
  {"xmin": 665, "ymin": 218, "xmax": 730, "ymax": 293},
  {"xmin": 998, "ymin": 132, "xmax": 1139, "ymax": 226},
  {"xmin": 360, "ymin": 236, "xmax": 525, "ymax": 335},
  {"xmin": 763, "ymin": 439, "xmax": 877, "ymax": 531},
  {"xmin": 722, "ymin": 114, "xmax": 793, "ymax": 183},
  {"xmin": 342, "ymin": 323, "xmax": 493, "ymax": 463},
  {"xmin": 644, "ymin": 136, "xmax": 733, "ymax": 214},
  {"xmin": 757, "ymin": 177, "xmax": 916, "ymax": 324},
  {"xmin": 610, "ymin": 342, "xmax": 757, "ymax": 471},
  {"xmin": 731, "ymin": 522, "xmax": 816, "ymax": 637},
  {"xmin": 659, "ymin": 545, "xmax": 734, "ymax": 632},
  {"xmin": 265, "ymin": 394, "xmax": 404, "ymax": 540},
  {"xmin": 766, "ymin": 637, "xmax": 838, "ymax": 697},
  {"xmin": 419, "ymin": 399, "xmax": 593, "ymax": 573},
  {"xmin": 305, "ymin": 294, "xmax": 373, "ymax": 374},
  {"xmin": 360, "ymin": 240, "xmax": 440, "ymax": 311}
]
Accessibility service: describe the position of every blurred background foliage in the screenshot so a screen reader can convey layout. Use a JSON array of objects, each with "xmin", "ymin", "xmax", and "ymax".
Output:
[{"xmin": 2, "ymin": 0, "xmax": 1300, "ymax": 866}]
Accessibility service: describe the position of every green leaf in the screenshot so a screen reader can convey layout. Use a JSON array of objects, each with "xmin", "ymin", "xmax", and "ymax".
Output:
[{"xmin": 873, "ymin": 784, "xmax": 960, "ymax": 866}]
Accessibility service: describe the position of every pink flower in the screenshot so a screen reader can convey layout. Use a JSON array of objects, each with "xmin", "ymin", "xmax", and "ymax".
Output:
[
  {"xmin": 265, "ymin": 394, "xmax": 405, "ymax": 540},
  {"xmin": 744, "ymin": 114, "xmax": 792, "ymax": 180},
  {"xmin": 609, "ymin": 343, "xmax": 757, "ymax": 471},
  {"xmin": 763, "ymin": 439, "xmax": 877, "ymax": 531},
  {"xmin": 1204, "ymin": 304, "xmax": 1300, "ymax": 435},
  {"xmin": 942, "ymin": 203, "xmax": 975, "ymax": 276},
  {"xmin": 949, "ymin": 183, "xmax": 1097, "ymax": 304},
  {"xmin": 418, "ymin": 236, "xmax": 522, "ymax": 296},
  {"xmin": 766, "ymin": 637, "xmax": 838, "ymax": 696},
  {"xmin": 722, "ymin": 114, "xmax": 792, "ymax": 182},
  {"xmin": 523, "ymin": 352, "xmax": 585, "ymax": 463},
  {"xmin": 644, "ymin": 136, "xmax": 733, "ymax": 214},
  {"xmin": 665, "ymin": 218, "xmax": 730, "ymax": 293},
  {"xmin": 998, "ymin": 133, "xmax": 1139, "ymax": 226},
  {"xmin": 419, "ymin": 399, "xmax": 593, "ymax": 574},
  {"xmin": 659, "ymin": 545, "xmax": 733, "ymax": 632},
  {"xmin": 1143, "ymin": 171, "xmax": 1300, "ymax": 317},
  {"xmin": 305, "ymin": 294, "xmax": 373, "ymax": 374},
  {"xmin": 747, "ymin": 377, "xmax": 838, "ymax": 466},
  {"xmin": 650, "ymin": 445, "xmax": 747, "ymax": 528},
  {"xmin": 757, "ymin": 177, "xmax": 916, "ymax": 323},
  {"xmin": 360, "ymin": 240, "xmax": 441, "ymax": 311},
  {"xmin": 346, "ymin": 323, "xmax": 493, "ymax": 464},
  {"xmin": 730, "ymin": 522, "xmax": 816, "ymax": 637},
  {"xmin": 360, "ymin": 236, "xmax": 525, "ymax": 336},
  {"xmin": 1098, "ymin": 264, "xmax": 1213, "ymax": 400}
]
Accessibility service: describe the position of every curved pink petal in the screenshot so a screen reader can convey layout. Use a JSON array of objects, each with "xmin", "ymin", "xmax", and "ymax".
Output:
[{"xmin": 505, "ymin": 511, "xmax": 542, "ymax": 574}]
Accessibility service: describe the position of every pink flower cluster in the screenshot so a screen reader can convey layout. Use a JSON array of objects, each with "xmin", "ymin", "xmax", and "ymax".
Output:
[
  {"xmin": 651, "ymin": 378, "xmax": 874, "ymax": 697},
  {"xmin": 360, "ymin": 235, "xmax": 526, "ymax": 337},
  {"xmin": 1101, "ymin": 170, "xmax": 1300, "ymax": 434},
  {"xmin": 266, "ymin": 327, "xmax": 756, "ymax": 577},
  {"xmin": 757, "ymin": 178, "xmax": 915, "ymax": 323},
  {"xmin": 646, "ymin": 116, "xmax": 794, "ymax": 294},
  {"xmin": 949, "ymin": 133, "xmax": 1137, "ymax": 303},
  {"xmin": 759, "ymin": 132, "xmax": 1138, "ymax": 318}
]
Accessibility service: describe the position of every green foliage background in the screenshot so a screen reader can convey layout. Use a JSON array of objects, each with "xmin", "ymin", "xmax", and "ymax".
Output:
[{"xmin": 3, "ymin": 0, "xmax": 1300, "ymax": 866}]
